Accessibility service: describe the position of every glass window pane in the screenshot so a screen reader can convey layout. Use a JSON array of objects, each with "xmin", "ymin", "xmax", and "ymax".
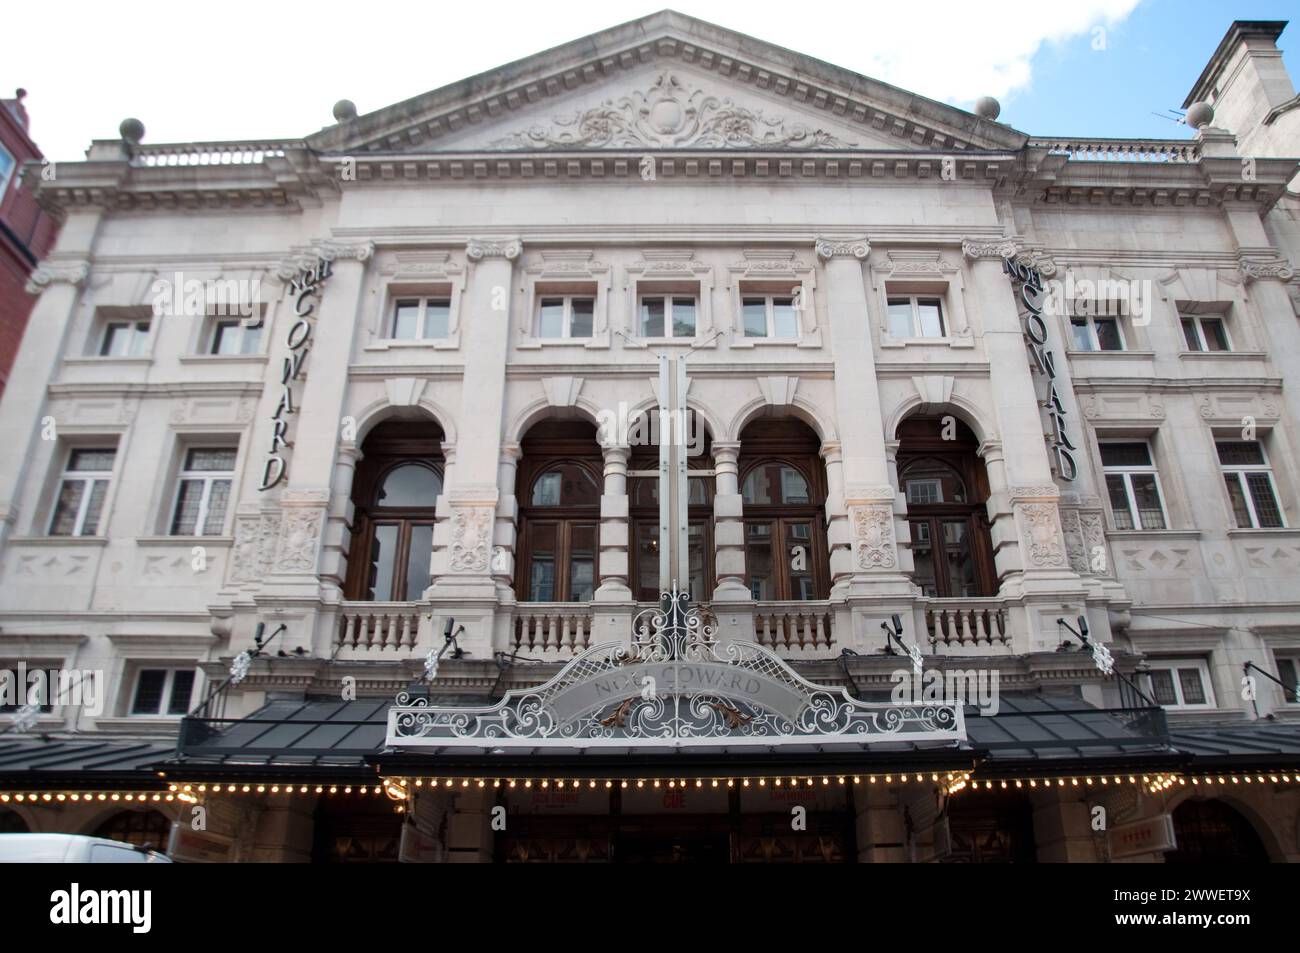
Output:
[
  {"xmin": 901, "ymin": 459, "xmax": 966, "ymax": 505},
  {"xmin": 1181, "ymin": 318, "xmax": 1201, "ymax": 351},
  {"xmin": 424, "ymin": 300, "xmax": 451, "ymax": 338},
  {"xmin": 1150, "ymin": 670, "xmax": 1178, "ymax": 707},
  {"xmin": 1201, "ymin": 318, "xmax": 1229, "ymax": 351},
  {"xmin": 887, "ymin": 300, "xmax": 913, "ymax": 338},
  {"xmin": 1223, "ymin": 473, "xmax": 1253, "ymax": 528},
  {"xmin": 745, "ymin": 523, "xmax": 774, "ymax": 600},
  {"xmin": 1277, "ymin": 658, "xmax": 1300, "ymax": 703},
  {"xmin": 779, "ymin": 466, "xmax": 810, "ymax": 504},
  {"xmin": 212, "ymin": 321, "xmax": 241, "ymax": 355},
  {"xmin": 1094, "ymin": 318, "xmax": 1123, "ymax": 351},
  {"xmin": 1070, "ymin": 317, "xmax": 1093, "ymax": 351},
  {"xmin": 910, "ymin": 520, "xmax": 938, "ymax": 597},
  {"xmin": 132, "ymin": 670, "xmax": 167, "ymax": 715},
  {"xmin": 528, "ymin": 523, "xmax": 557, "ymax": 601},
  {"xmin": 128, "ymin": 324, "xmax": 150, "ymax": 356},
  {"xmin": 941, "ymin": 521, "xmax": 977, "ymax": 597},
  {"xmin": 185, "ymin": 448, "xmax": 236, "ymax": 471},
  {"xmin": 81, "ymin": 480, "xmax": 108, "ymax": 535},
  {"xmin": 538, "ymin": 298, "xmax": 564, "ymax": 338},
  {"xmin": 531, "ymin": 464, "xmax": 599, "ymax": 507},
  {"xmin": 742, "ymin": 298, "xmax": 767, "ymax": 337},
  {"xmin": 1130, "ymin": 474, "xmax": 1165, "ymax": 530},
  {"xmin": 392, "ymin": 300, "xmax": 421, "ymax": 339},
  {"xmin": 569, "ymin": 298, "xmax": 594, "ymax": 338},
  {"xmin": 49, "ymin": 481, "xmax": 86, "ymax": 536},
  {"xmin": 917, "ymin": 299, "xmax": 944, "ymax": 337},
  {"xmin": 367, "ymin": 524, "xmax": 399, "ymax": 600},
  {"xmin": 687, "ymin": 522, "xmax": 707, "ymax": 601},
  {"xmin": 671, "ymin": 297, "xmax": 696, "ymax": 337},
  {"xmin": 170, "ymin": 480, "xmax": 205, "ymax": 535},
  {"xmin": 1216, "ymin": 441, "xmax": 1266, "ymax": 467},
  {"xmin": 786, "ymin": 521, "xmax": 814, "ymax": 600},
  {"xmin": 1099, "ymin": 443, "xmax": 1151, "ymax": 468},
  {"xmin": 378, "ymin": 464, "xmax": 441, "ymax": 508},
  {"xmin": 1177, "ymin": 668, "xmax": 1207, "ymax": 705},
  {"xmin": 405, "ymin": 524, "xmax": 434, "ymax": 600},
  {"xmin": 167, "ymin": 670, "xmax": 196, "ymax": 715},
  {"xmin": 772, "ymin": 298, "xmax": 798, "ymax": 338},
  {"xmin": 101, "ymin": 324, "xmax": 129, "ymax": 356},
  {"xmin": 641, "ymin": 297, "xmax": 665, "ymax": 338},
  {"xmin": 1246, "ymin": 473, "xmax": 1283, "ymax": 528},
  {"xmin": 635, "ymin": 522, "xmax": 659, "ymax": 601},
  {"xmin": 69, "ymin": 449, "xmax": 115, "ymax": 472},
  {"xmin": 568, "ymin": 524, "xmax": 597, "ymax": 602},
  {"xmin": 1106, "ymin": 474, "xmax": 1135, "ymax": 530},
  {"xmin": 239, "ymin": 323, "xmax": 262, "ymax": 354},
  {"xmin": 201, "ymin": 479, "xmax": 231, "ymax": 534}
]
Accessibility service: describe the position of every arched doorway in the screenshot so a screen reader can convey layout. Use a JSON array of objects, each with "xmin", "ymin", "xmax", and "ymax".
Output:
[
  {"xmin": 515, "ymin": 420, "xmax": 603, "ymax": 602},
  {"xmin": 0, "ymin": 809, "xmax": 29, "ymax": 833},
  {"xmin": 1165, "ymin": 799, "xmax": 1270, "ymax": 863},
  {"xmin": 344, "ymin": 418, "xmax": 445, "ymax": 601},
  {"xmin": 737, "ymin": 419, "xmax": 830, "ymax": 601},
  {"xmin": 941, "ymin": 792, "xmax": 1037, "ymax": 863},
  {"xmin": 896, "ymin": 415, "xmax": 997, "ymax": 598},
  {"xmin": 91, "ymin": 810, "xmax": 172, "ymax": 850}
]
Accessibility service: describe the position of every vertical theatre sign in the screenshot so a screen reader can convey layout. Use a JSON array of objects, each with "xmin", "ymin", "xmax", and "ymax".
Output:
[
  {"xmin": 1003, "ymin": 257, "xmax": 1078, "ymax": 482},
  {"xmin": 259, "ymin": 257, "xmax": 333, "ymax": 491}
]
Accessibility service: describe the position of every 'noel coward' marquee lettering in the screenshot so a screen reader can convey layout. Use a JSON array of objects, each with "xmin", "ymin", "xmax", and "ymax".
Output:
[
  {"xmin": 1003, "ymin": 256, "xmax": 1078, "ymax": 482},
  {"xmin": 258, "ymin": 258, "xmax": 333, "ymax": 491}
]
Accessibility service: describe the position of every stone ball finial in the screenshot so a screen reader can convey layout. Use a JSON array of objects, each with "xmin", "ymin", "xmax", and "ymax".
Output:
[
  {"xmin": 333, "ymin": 99, "xmax": 357, "ymax": 123},
  {"xmin": 119, "ymin": 117, "xmax": 145, "ymax": 144},
  {"xmin": 1185, "ymin": 101, "xmax": 1215, "ymax": 130},
  {"xmin": 974, "ymin": 96, "xmax": 1001, "ymax": 121},
  {"xmin": 15, "ymin": 88, "xmax": 27, "ymax": 101}
]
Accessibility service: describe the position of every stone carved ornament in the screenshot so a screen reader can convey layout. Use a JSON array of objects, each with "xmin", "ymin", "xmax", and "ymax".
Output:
[
  {"xmin": 489, "ymin": 72, "xmax": 857, "ymax": 150},
  {"xmin": 230, "ymin": 514, "xmax": 281, "ymax": 584},
  {"xmin": 1019, "ymin": 502, "xmax": 1068, "ymax": 568},
  {"xmin": 853, "ymin": 505, "xmax": 897, "ymax": 569},
  {"xmin": 449, "ymin": 507, "xmax": 493, "ymax": 572},
  {"xmin": 275, "ymin": 509, "xmax": 322, "ymax": 573}
]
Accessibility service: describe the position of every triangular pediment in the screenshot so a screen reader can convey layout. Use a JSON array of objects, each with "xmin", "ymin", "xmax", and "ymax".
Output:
[{"xmin": 307, "ymin": 10, "xmax": 1026, "ymax": 156}]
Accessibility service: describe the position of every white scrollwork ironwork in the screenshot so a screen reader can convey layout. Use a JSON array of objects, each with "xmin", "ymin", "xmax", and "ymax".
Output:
[{"xmin": 387, "ymin": 583, "xmax": 965, "ymax": 750}]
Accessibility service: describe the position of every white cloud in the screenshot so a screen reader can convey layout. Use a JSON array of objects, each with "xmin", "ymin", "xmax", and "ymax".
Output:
[{"xmin": 6, "ymin": 0, "xmax": 1142, "ymax": 161}]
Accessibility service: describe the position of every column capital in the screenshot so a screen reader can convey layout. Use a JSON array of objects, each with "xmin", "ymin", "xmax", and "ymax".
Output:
[
  {"xmin": 25, "ymin": 260, "xmax": 90, "ymax": 295},
  {"xmin": 1238, "ymin": 255, "xmax": 1295, "ymax": 282},
  {"xmin": 815, "ymin": 237, "xmax": 869, "ymax": 261},
  {"xmin": 466, "ymin": 237, "xmax": 522, "ymax": 261},
  {"xmin": 498, "ymin": 442, "xmax": 521, "ymax": 463},
  {"xmin": 819, "ymin": 440, "xmax": 843, "ymax": 464},
  {"xmin": 963, "ymin": 237, "xmax": 1059, "ymax": 277},
  {"xmin": 314, "ymin": 239, "xmax": 375, "ymax": 263},
  {"xmin": 711, "ymin": 441, "xmax": 741, "ymax": 462}
]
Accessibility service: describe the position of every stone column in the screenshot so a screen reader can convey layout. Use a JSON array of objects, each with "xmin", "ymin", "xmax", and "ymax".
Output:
[
  {"xmin": 492, "ymin": 443, "xmax": 520, "ymax": 601},
  {"xmin": 428, "ymin": 239, "xmax": 520, "ymax": 659},
  {"xmin": 816, "ymin": 238, "xmax": 910, "ymax": 599},
  {"xmin": 710, "ymin": 441, "xmax": 748, "ymax": 601},
  {"xmin": 595, "ymin": 443, "xmax": 632, "ymax": 600}
]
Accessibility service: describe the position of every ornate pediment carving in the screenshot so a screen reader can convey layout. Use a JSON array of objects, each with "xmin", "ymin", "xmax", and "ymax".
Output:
[{"xmin": 487, "ymin": 72, "xmax": 857, "ymax": 151}]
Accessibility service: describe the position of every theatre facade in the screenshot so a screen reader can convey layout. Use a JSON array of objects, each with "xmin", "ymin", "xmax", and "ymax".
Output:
[{"xmin": 2, "ymin": 13, "xmax": 1300, "ymax": 863}]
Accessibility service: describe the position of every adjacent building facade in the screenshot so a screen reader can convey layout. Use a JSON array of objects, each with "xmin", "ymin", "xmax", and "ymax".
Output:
[{"xmin": 1, "ymin": 14, "xmax": 1299, "ymax": 863}]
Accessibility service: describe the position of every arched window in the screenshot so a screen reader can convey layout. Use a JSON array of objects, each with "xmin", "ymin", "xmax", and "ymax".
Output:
[
  {"xmin": 628, "ymin": 429, "xmax": 714, "ymax": 602},
  {"xmin": 1166, "ymin": 799, "xmax": 1270, "ymax": 863},
  {"xmin": 92, "ymin": 810, "xmax": 171, "ymax": 850},
  {"xmin": 345, "ymin": 419, "xmax": 444, "ymax": 601},
  {"xmin": 0, "ymin": 810, "xmax": 28, "ymax": 833},
  {"xmin": 738, "ymin": 420, "xmax": 829, "ymax": 601},
  {"xmin": 516, "ymin": 421, "xmax": 603, "ymax": 603},
  {"xmin": 896, "ymin": 416, "xmax": 997, "ymax": 598}
]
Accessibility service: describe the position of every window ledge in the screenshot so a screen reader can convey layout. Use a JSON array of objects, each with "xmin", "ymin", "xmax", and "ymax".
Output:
[
  {"xmin": 1063, "ymin": 349, "xmax": 1155, "ymax": 359},
  {"xmin": 178, "ymin": 354, "xmax": 269, "ymax": 365},
  {"xmin": 92, "ymin": 716, "xmax": 186, "ymax": 732},
  {"xmin": 134, "ymin": 535, "xmax": 234, "ymax": 547},
  {"xmin": 63, "ymin": 356, "xmax": 154, "ymax": 366},
  {"xmin": 364, "ymin": 337, "xmax": 459, "ymax": 351},
  {"xmin": 1177, "ymin": 350, "xmax": 1267, "ymax": 360},
  {"xmin": 1107, "ymin": 529, "xmax": 1201, "ymax": 540},
  {"xmin": 1227, "ymin": 527, "xmax": 1296, "ymax": 537},
  {"xmin": 8, "ymin": 535, "xmax": 109, "ymax": 547}
]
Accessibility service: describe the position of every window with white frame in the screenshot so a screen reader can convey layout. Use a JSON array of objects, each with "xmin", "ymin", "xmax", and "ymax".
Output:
[
  {"xmin": 210, "ymin": 318, "xmax": 262, "ymax": 355},
  {"xmin": 1217, "ymin": 440, "xmax": 1284, "ymax": 529},
  {"xmin": 638, "ymin": 292, "xmax": 697, "ymax": 339},
  {"xmin": 390, "ymin": 296, "xmax": 451, "ymax": 340},
  {"xmin": 741, "ymin": 293, "xmax": 800, "ymax": 339},
  {"xmin": 1100, "ymin": 441, "xmax": 1167, "ymax": 530},
  {"xmin": 1147, "ymin": 659, "xmax": 1215, "ymax": 710},
  {"xmin": 129, "ymin": 668, "xmax": 196, "ymax": 716},
  {"xmin": 0, "ymin": 660, "xmax": 58, "ymax": 713},
  {"xmin": 49, "ymin": 447, "xmax": 116, "ymax": 536},
  {"xmin": 169, "ymin": 447, "xmax": 236, "ymax": 536},
  {"xmin": 0, "ymin": 143, "xmax": 15, "ymax": 202},
  {"xmin": 1070, "ymin": 313, "xmax": 1125, "ymax": 351},
  {"xmin": 1273, "ymin": 653, "xmax": 1300, "ymax": 705},
  {"xmin": 886, "ymin": 296, "xmax": 945, "ymax": 338},
  {"xmin": 1180, "ymin": 313, "xmax": 1231, "ymax": 352},
  {"xmin": 535, "ymin": 294, "xmax": 594, "ymax": 340},
  {"xmin": 99, "ymin": 318, "xmax": 151, "ymax": 357}
]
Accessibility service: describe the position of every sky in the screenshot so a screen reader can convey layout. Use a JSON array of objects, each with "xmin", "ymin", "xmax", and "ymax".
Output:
[{"xmin": 5, "ymin": 0, "xmax": 1298, "ymax": 162}]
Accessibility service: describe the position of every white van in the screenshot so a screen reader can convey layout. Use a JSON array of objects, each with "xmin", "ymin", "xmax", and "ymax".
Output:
[{"xmin": 0, "ymin": 833, "xmax": 172, "ymax": 863}]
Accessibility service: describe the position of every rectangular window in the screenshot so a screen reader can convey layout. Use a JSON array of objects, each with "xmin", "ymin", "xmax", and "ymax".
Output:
[
  {"xmin": 0, "ymin": 143, "xmax": 15, "ymax": 201},
  {"xmin": 535, "ymin": 295, "xmax": 594, "ymax": 340},
  {"xmin": 1217, "ymin": 440, "xmax": 1284, "ymax": 528},
  {"xmin": 210, "ymin": 319, "xmax": 262, "ymax": 355},
  {"xmin": 130, "ymin": 668, "xmax": 196, "ymax": 716},
  {"xmin": 1274, "ymin": 654, "xmax": 1300, "ymax": 704},
  {"xmin": 49, "ymin": 448, "xmax": 116, "ymax": 536},
  {"xmin": 390, "ymin": 296, "xmax": 451, "ymax": 340},
  {"xmin": 740, "ymin": 295, "xmax": 799, "ymax": 339},
  {"xmin": 1181, "ymin": 315, "xmax": 1230, "ymax": 352},
  {"xmin": 1147, "ymin": 660, "xmax": 1214, "ymax": 710},
  {"xmin": 1070, "ymin": 315, "xmax": 1124, "ymax": 351},
  {"xmin": 1100, "ymin": 441, "xmax": 1167, "ymax": 530},
  {"xmin": 885, "ymin": 296, "xmax": 945, "ymax": 338},
  {"xmin": 639, "ymin": 294, "xmax": 696, "ymax": 339},
  {"xmin": 169, "ymin": 448, "xmax": 237, "ymax": 536},
  {"xmin": 100, "ymin": 319, "xmax": 151, "ymax": 357}
]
